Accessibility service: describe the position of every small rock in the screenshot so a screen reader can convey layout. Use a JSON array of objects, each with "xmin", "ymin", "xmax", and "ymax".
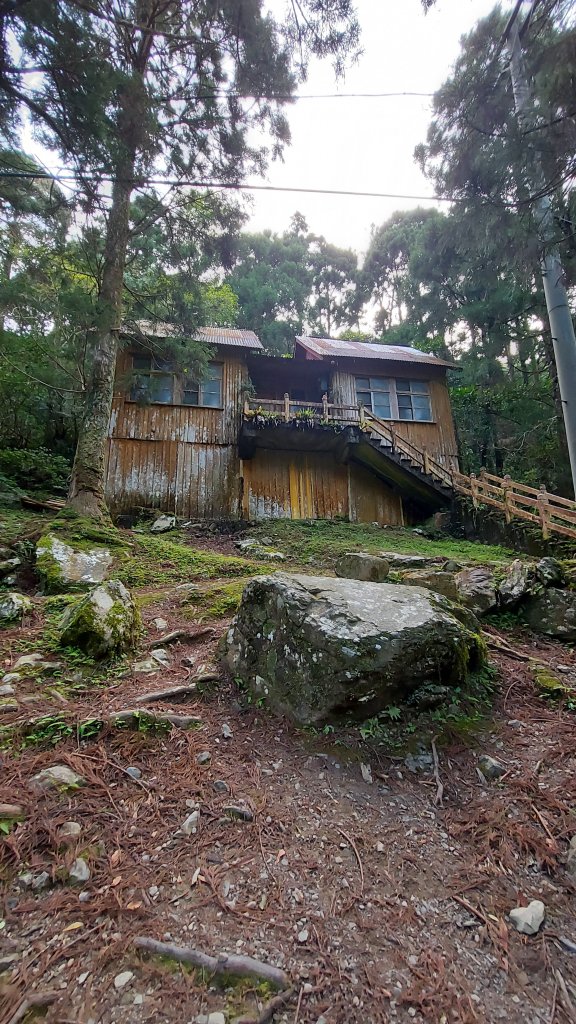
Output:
[
  {"xmin": 478, "ymin": 755, "xmax": 506, "ymax": 781},
  {"xmin": 0, "ymin": 684, "xmax": 15, "ymax": 696},
  {"xmin": 59, "ymin": 821, "xmax": 82, "ymax": 839},
  {"xmin": 68, "ymin": 857, "xmax": 90, "ymax": 884},
  {"xmin": 153, "ymin": 617, "xmax": 168, "ymax": 630},
  {"xmin": 132, "ymin": 656, "xmax": 162, "ymax": 674},
  {"xmin": 0, "ymin": 557, "xmax": 20, "ymax": 579},
  {"xmin": 31, "ymin": 871, "xmax": 51, "ymax": 892},
  {"xmin": 78, "ymin": 891, "xmax": 90, "ymax": 903},
  {"xmin": 223, "ymin": 805, "xmax": 254, "ymax": 822},
  {"xmin": 126, "ymin": 767, "xmax": 142, "ymax": 780},
  {"xmin": 133, "ymin": 993, "xmax": 144, "ymax": 1005},
  {"xmin": 0, "ymin": 952, "xmax": 20, "ymax": 971},
  {"xmin": 196, "ymin": 751, "xmax": 211, "ymax": 765},
  {"xmin": 0, "ymin": 593, "xmax": 32, "ymax": 624},
  {"xmin": 360, "ymin": 763, "xmax": 373, "ymax": 784},
  {"xmin": 376, "ymin": 841, "xmax": 385, "ymax": 853},
  {"xmin": 148, "ymin": 885, "xmax": 159, "ymax": 898},
  {"xmin": 509, "ymin": 900, "xmax": 545, "ymax": 935},
  {"xmin": 297, "ymin": 928, "xmax": 309, "ymax": 943},
  {"xmin": 1, "ymin": 673, "xmax": 21, "ymax": 685},
  {"xmin": 212, "ymin": 780, "xmax": 230, "ymax": 795},
  {"xmin": 30, "ymin": 765, "xmax": 85, "ymax": 792},
  {"xmin": 150, "ymin": 514, "xmax": 176, "ymax": 534},
  {"xmin": 221, "ymin": 723, "xmax": 233, "ymax": 739},
  {"xmin": 16, "ymin": 872, "xmax": 34, "ymax": 889},
  {"xmin": 181, "ymin": 810, "xmax": 200, "ymax": 835},
  {"xmin": 114, "ymin": 970, "xmax": 134, "ymax": 990},
  {"xmin": 78, "ymin": 972, "xmax": 90, "ymax": 985},
  {"xmin": 12, "ymin": 653, "xmax": 46, "ymax": 670},
  {"xmin": 151, "ymin": 647, "xmax": 170, "ymax": 666}
]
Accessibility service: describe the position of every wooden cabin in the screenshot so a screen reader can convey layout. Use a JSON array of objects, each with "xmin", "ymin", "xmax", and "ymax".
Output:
[{"xmin": 106, "ymin": 329, "xmax": 459, "ymax": 525}]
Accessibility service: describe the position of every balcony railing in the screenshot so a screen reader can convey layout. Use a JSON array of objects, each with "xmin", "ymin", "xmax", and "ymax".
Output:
[{"xmin": 243, "ymin": 394, "xmax": 360, "ymax": 422}]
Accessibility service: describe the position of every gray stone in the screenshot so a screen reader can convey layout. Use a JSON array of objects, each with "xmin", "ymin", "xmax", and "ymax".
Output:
[
  {"xmin": 196, "ymin": 1014, "xmax": 226, "ymax": 1024},
  {"xmin": 335, "ymin": 552, "xmax": 390, "ymax": 583},
  {"xmin": 31, "ymin": 871, "xmax": 51, "ymax": 891},
  {"xmin": 59, "ymin": 821, "xmax": 82, "ymax": 839},
  {"xmin": 36, "ymin": 534, "xmax": 112, "ymax": 592},
  {"xmin": 12, "ymin": 653, "xmax": 46, "ymax": 670},
  {"xmin": 379, "ymin": 551, "xmax": 439, "ymax": 569},
  {"xmin": 196, "ymin": 751, "xmax": 211, "ymax": 765},
  {"xmin": 126, "ymin": 766, "xmax": 142, "ymax": 780},
  {"xmin": 509, "ymin": 900, "xmax": 545, "ymax": 935},
  {"xmin": 0, "ymin": 684, "xmax": 15, "ymax": 696},
  {"xmin": 455, "ymin": 567, "xmax": 497, "ymax": 616},
  {"xmin": 498, "ymin": 559, "xmax": 532, "ymax": 609},
  {"xmin": 30, "ymin": 764, "xmax": 84, "ymax": 792},
  {"xmin": 235, "ymin": 538, "xmax": 260, "ymax": 551},
  {"xmin": 213, "ymin": 780, "xmax": 230, "ymax": 795},
  {"xmin": 478, "ymin": 755, "xmax": 506, "ymax": 781},
  {"xmin": 150, "ymin": 514, "xmax": 176, "ymax": 534},
  {"xmin": 1, "ymin": 673, "xmax": 21, "ymax": 685},
  {"xmin": 401, "ymin": 570, "xmax": 458, "ymax": 602},
  {"xmin": 524, "ymin": 589, "xmax": 576, "ymax": 641},
  {"xmin": 58, "ymin": 580, "xmax": 139, "ymax": 659},
  {"xmin": 181, "ymin": 810, "xmax": 200, "ymax": 834},
  {"xmin": 535, "ymin": 557, "xmax": 564, "ymax": 587},
  {"xmin": 153, "ymin": 617, "xmax": 168, "ymax": 630},
  {"xmin": 223, "ymin": 574, "xmax": 485, "ymax": 725},
  {"xmin": 0, "ymin": 557, "xmax": 20, "ymax": 579},
  {"xmin": 133, "ymin": 656, "xmax": 162, "ymax": 674},
  {"xmin": 0, "ymin": 592, "xmax": 32, "ymax": 624},
  {"xmin": 443, "ymin": 560, "xmax": 463, "ymax": 572},
  {"xmin": 221, "ymin": 723, "xmax": 233, "ymax": 739},
  {"xmin": 68, "ymin": 857, "xmax": 91, "ymax": 884},
  {"xmin": 113, "ymin": 971, "xmax": 134, "ymax": 990}
]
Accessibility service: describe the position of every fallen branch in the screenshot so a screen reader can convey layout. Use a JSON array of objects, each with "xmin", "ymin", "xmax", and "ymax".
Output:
[
  {"xmin": 234, "ymin": 986, "xmax": 296, "ymax": 1024},
  {"xmin": 21, "ymin": 495, "xmax": 65, "ymax": 512},
  {"xmin": 451, "ymin": 894, "xmax": 490, "ymax": 927},
  {"xmin": 0, "ymin": 803, "xmax": 24, "ymax": 817},
  {"xmin": 134, "ymin": 675, "xmax": 220, "ymax": 704},
  {"xmin": 431, "ymin": 737, "xmax": 444, "ymax": 807},
  {"xmin": 336, "ymin": 827, "xmax": 364, "ymax": 896},
  {"xmin": 133, "ymin": 936, "xmax": 289, "ymax": 989},
  {"xmin": 149, "ymin": 627, "xmax": 214, "ymax": 649},
  {"xmin": 7, "ymin": 991, "xmax": 59, "ymax": 1024},
  {"xmin": 555, "ymin": 969, "xmax": 576, "ymax": 1023},
  {"xmin": 481, "ymin": 632, "xmax": 533, "ymax": 663}
]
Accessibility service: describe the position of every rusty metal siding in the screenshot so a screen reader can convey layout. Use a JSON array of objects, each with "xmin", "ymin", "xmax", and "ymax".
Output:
[
  {"xmin": 348, "ymin": 462, "xmax": 403, "ymax": 526},
  {"xmin": 243, "ymin": 451, "xmax": 349, "ymax": 521},
  {"xmin": 106, "ymin": 354, "xmax": 246, "ymax": 516}
]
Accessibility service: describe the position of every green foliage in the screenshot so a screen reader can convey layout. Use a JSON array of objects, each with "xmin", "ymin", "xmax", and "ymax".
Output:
[
  {"xmin": 116, "ymin": 533, "xmax": 257, "ymax": 589},
  {"xmin": 0, "ymin": 448, "xmax": 71, "ymax": 493},
  {"xmin": 182, "ymin": 579, "xmax": 247, "ymax": 620}
]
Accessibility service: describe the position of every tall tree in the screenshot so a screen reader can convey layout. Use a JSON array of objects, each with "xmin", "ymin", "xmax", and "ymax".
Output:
[{"xmin": 1, "ymin": 0, "xmax": 359, "ymax": 518}]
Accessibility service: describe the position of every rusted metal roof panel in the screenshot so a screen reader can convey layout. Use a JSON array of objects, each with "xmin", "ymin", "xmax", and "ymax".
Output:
[
  {"xmin": 295, "ymin": 335, "xmax": 455, "ymax": 368},
  {"xmin": 126, "ymin": 321, "xmax": 263, "ymax": 350}
]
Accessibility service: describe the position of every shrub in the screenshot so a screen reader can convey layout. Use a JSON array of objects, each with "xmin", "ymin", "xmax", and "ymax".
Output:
[{"xmin": 0, "ymin": 448, "xmax": 71, "ymax": 493}]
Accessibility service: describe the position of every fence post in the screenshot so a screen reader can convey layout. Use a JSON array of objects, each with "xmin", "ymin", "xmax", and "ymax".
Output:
[
  {"xmin": 538, "ymin": 486, "xmax": 550, "ymax": 540},
  {"xmin": 283, "ymin": 392, "xmax": 290, "ymax": 423},
  {"xmin": 470, "ymin": 473, "xmax": 479, "ymax": 508},
  {"xmin": 322, "ymin": 393, "xmax": 329, "ymax": 419},
  {"xmin": 502, "ymin": 474, "xmax": 513, "ymax": 523}
]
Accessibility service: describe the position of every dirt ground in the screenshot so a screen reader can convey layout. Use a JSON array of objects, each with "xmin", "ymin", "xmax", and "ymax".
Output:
[{"xmin": 2, "ymin": 561, "xmax": 576, "ymax": 1024}]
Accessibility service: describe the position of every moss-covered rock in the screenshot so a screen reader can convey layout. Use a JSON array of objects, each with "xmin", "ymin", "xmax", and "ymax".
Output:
[
  {"xmin": 401, "ymin": 570, "xmax": 459, "ymax": 602},
  {"xmin": 0, "ymin": 591, "xmax": 32, "ymax": 625},
  {"xmin": 58, "ymin": 579, "xmax": 139, "ymax": 659},
  {"xmin": 524, "ymin": 588, "xmax": 576, "ymax": 641},
  {"xmin": 36, "ymin": 533, "xmax": 112, "ymax": 593},
  {"xmin": 223, "ymin": 573, "xmax": 486, "ymax": 725},
  {"xmin": 335, "ymin": 552, "xmax": 390, "ymax": 582}
]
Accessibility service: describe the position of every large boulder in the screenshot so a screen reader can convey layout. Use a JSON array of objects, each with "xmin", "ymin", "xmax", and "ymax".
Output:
[
  {"xmin": 36, "ymin": 533, "xmax": 112, "ymax": 592},
  {"xmin": 535, "ymin": 557, "xmax": 565, "ymax": 587},
  {"xmin": 58, "ymin": 580, "xmax": 139, "ymax": 658},
  {"xmin": 335, "ymin": 552, "xmax": 390, "ymax": 583},
  {"xmin": 223, "ymin": 573, "xmax": 485, "ymax": 725},
  {"xmin": 378, "ymin": 551, "xmax": 441, "ymax": 570},
  {"xmin": 498, "ymin": 559, "xmax": 533, "ymax": 609},
  {"xmin": 523, "ymin": 589, "xmax": 576, "ymax": 641},
  {"xmin": 401, "ymin": 570, "xmax": 459, "ymax": 602},
  {"xmin": 0, "ymin": 592, "xmax": 32, "ymax": 625},
  {"xmin": 454, "ymin": 567, "xmax": 497, "ymax": 616}
]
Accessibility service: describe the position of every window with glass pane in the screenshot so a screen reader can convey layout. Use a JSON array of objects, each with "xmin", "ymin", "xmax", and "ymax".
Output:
[
  {"xmin": 355, "ymin": 376, "xmax": 391, "ymax": 419},
  {"xmin": 183, "ymin": 362, "xmax": 223, "ymax": 407},
  {"xmin": 130, "ymin": 354, "xmax": 174, "ymax": 403},
  {"xmin": 396, "ymin": 380, "xmax": 431, "ymax": 421}
]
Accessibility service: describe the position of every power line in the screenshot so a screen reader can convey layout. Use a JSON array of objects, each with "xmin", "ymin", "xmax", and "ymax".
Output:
[{"xmin": 0, "ymin": 169, "xmax": 453, "ymax": 203}]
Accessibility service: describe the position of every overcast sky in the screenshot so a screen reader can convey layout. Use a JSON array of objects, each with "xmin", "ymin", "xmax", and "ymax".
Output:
[{"xmin": 245, "ymin": 0, "xmax": 500, "ymax": 255}]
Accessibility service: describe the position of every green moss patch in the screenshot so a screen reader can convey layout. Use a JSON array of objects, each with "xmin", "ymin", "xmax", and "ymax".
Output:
[
  {"xmin": 182, "ymin": 579, "xmax": 248, "ymax": 620},
  {"xmin": 115, "ymin": 534, "xmax": 258, "ymax": 588}
]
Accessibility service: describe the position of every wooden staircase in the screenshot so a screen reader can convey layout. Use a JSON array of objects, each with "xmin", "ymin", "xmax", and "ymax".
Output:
[{"xmin": 362, "ymin": 409, "xmax": 576, "ymax": 542}]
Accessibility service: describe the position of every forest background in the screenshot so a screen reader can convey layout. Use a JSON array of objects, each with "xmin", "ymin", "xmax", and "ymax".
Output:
[{"xmin": 1, "ymin": 0, "xmax": 575, "ymax": 505}]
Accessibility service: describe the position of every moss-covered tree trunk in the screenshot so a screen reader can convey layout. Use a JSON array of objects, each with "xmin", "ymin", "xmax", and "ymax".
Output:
[{"xmin": 67, "ymin": 59, "xmax": 149, "ymax": 520}]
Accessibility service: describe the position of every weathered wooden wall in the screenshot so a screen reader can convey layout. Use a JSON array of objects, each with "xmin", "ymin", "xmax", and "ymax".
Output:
[
  {"xmin": 329, "ymin": 365, "xmax": 459, "ymax": 471},
  {"xmin": 105, "ymin": 350, "xmax": 245, "ymax": 518},
  {"xmin": 242, "ymin": 450, "xmax": 403, "ymax": 525}
]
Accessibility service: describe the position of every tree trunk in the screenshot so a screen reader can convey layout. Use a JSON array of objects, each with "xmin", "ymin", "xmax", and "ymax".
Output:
[{"xmin": 66, "ymin": 169, "xmax": 134, "ymax": 519}]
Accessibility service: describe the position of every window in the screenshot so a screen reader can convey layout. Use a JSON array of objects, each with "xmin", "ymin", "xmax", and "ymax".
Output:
[
  {"xmin": 182, "ymin": 362, "xmax": 223, "ymax": 407},
  {"xmin": 130, "ymin": 355, "xmax": 223, "ymax": 407},
  {"xmin": 131, "ymin": 355, "xmax": 174, "ymax": 404},
  {"xmin": 355, "ymin": 376, "xmax": 432, "ymax": 421}
]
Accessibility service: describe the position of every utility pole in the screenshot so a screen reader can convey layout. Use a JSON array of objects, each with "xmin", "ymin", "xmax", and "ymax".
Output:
[{"xmin": 505, "ymin": 1, "xmax": 576, "ymax": 495}]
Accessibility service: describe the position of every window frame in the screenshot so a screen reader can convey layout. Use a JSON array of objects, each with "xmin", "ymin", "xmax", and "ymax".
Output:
[
  {"xmin": 128, "ymin": 354, "xmax": 224, "ymax": 409},
  {"xmin": 355, "ymin": 375, "xmax": 433, "ymax": 422}
]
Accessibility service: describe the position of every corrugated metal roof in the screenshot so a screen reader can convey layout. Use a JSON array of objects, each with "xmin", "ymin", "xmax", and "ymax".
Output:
[
  {"xmin": 295, "ymin": 335, "xmax": 455, "ymax": 368},
  {"xmin": 126, "ymin": 320, "xmax": 263, "ymax": 350}
]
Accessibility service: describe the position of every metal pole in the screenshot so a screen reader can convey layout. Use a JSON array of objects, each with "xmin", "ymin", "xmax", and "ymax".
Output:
[{"xmin": 507, "ymin": 11, "xmax": 576, "ymax": 494}]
